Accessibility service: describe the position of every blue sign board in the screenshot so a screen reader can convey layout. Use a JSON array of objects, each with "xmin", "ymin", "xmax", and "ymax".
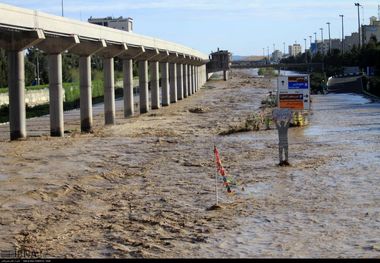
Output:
[{"xmin": 288, "ymin": 76, "xmax": 309, "ymax": 89}]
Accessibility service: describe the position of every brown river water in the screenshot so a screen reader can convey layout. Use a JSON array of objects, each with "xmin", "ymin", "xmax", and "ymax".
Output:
[{"xmin": 0, "ymin": 69, "xmax": 379, "ymax": 258}]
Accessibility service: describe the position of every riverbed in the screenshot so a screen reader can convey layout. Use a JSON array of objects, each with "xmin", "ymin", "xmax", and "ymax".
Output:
[{"xmin": 0, "ymin": 69, "xmax": 379, "ymax": 258}]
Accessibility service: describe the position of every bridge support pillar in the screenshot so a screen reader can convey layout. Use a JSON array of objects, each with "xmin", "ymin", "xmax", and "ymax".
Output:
[
  {"xmin": 48, "ymin": 54, "xmax": 64, "ymax": 137},
  {"xmin": 70, "ymin": 39, "xmax": 106, "ymax": 132},
  {"xmin": 183, "ymin": 64, "xmax": 188, "ymax": 98},
  {"xmin": 188, "ymin": 65, "xmax": 193, "ymax": 95},
  {"xmin": 169, "ymin": 63, "xmax": 177, "ymax": 103},
  {"xmin": 123, "ymin": 59, "xmax": 134, "ymax": 117},
  {"xmin": 223, "ymin": 70, "xmax": 229, "ymax": 81},
  {"xmin": 79, "ymin": 56, "xmax": 93, "ymax": 132},
  {"xmin": 192, "ymin": 65, "xmax": 196, "ymax": 94},
  {"xmin": 195, "ymin": 66, "xmax": 199, "ymax": 92},
  {"xmin": 139, "ymin": 60, "xmax": 149, "ymax": 113},
  {"xmin": 103, "ymin": 57, "xmax": 115, "ymax": 125},
  {"xmin": 160, "ymin": 62, "xmax": 170, "ymax": 106},
  {"xmin": 177, "ymin": 64, "xmax": 183, "ymax": 100},
  {"xmin": 150, "ymin": 61, "xmax": 160, "ymax": 110},
  {"xmin": 7, "ymin": 51, "xmax": 26, "ymax": 140}
]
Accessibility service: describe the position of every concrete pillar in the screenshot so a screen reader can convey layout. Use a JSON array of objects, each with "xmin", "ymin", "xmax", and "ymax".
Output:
[
  {"xmin": 191, "ymin": 65, "xmax": 195, "ymax": 94},
  {"xmin": 79, "ymin": 56, "xmax": 92, "ymax": 132},
  {"xmin": 183, "ymin": 64, "xmax": 188, "ymax": 98},
  {"xmin": 103, "ymin": 57, "xmax": 115, "ymax": 125},
  {"xmin": 177, "ymin": 64, "xmax": 183, "ymax": 100},
  {"xmin": 195, "ymin": 66, "xmax": 199, "ymax": 92},
  {"xmin": 160, "ymin": 62, "xmax": 170, "ymax": 106},
  {"xmin": 47, "ymin": 53, "xmax": 64, "ymax": 137},
  {"xmin": 150, "ymin": 61, "xmax": 160, "ymax": 109},
  {"xmin": 224, "ymin": 70, "xmax": 229, "ymax": 81},
  {"xmin": 123, "ymin": 59, "xmax": 134, "ymax": 117},
  {"xmin": 139, "ymin": 60, "xmax": 149, "ymax": 113},
  {"xmin": 7, "ymin": 51, "xmax": 26, "ymax": 140},
  {"xmin": 188, "ymin": 65, "xmax": 193, "ymax": 95},
  {"xmin": 169, "ymin": 63, "xmax": 177, "ymax": 103}
]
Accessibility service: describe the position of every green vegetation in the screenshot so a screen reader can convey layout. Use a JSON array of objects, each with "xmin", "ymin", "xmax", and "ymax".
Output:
[
  {"xmin": 258, "ymin": 67, "xmax": 278, "ymax": 77},
  {"xmin": 281, "ymin": 36, "xmax": 380, "ymax": 96}
]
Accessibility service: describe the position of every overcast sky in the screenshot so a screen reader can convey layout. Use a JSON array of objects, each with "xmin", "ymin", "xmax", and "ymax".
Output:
[{"xmin": 1, "ymin": 0, "xmax": 379, "ymax": 56}]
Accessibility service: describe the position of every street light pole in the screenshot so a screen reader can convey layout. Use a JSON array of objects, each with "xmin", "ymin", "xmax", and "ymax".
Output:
[
  {"xmin": 304, "ymin": 38, "xmax": 307, "ymax": 63},
  {"xmin": 355, "ymin": 3, "xmax": 361, "ymax": 48},
  {"xmin": 320, "ymin": 28, "xmax": 324, "ymax": 55},
  {"xmin": 340, "ymin": 15, "xmax": 345, "ymax": 54},
  {"xmin": 327, "ymin": 22, "xmax": 331, "ymax": 54},
  {"xmin": 61, "ymin": 0, "xmax": 64, "ymax": 17},
  {"xmin": 314, "ymin": 32, "xmax": 317, "ymax": 44}
]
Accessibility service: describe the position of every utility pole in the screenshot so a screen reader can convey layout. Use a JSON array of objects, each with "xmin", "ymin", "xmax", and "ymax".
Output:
[
  {"xmin": 327, "ymin": 22, "xmax": 331, "ymax": 54},
  {"xmin": 309, "ymin": 35, "xmax": 312, "ymax": 56},
  {"xmin": 355, "ymin": 3, "xmax": 361, "ymax": 48},
  {"xmin": 304, "ymin": 38, "xmax": 307, "ymax": 63},
  {"xmin": 320, "ymin": 28, "xmax": 324, "ymax": 55},
  {"xmin": 340, "ymin": 15, "xmax": 345, "ymax": 54},
  {"xmin": 314, "ymin": 32, "xmax": 317, "ymax": 44}
]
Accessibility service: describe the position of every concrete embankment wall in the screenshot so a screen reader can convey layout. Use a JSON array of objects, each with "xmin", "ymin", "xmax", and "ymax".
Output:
[{"xmin": 0, "ymin": 89, "xmax": 52, "ymax": 107}]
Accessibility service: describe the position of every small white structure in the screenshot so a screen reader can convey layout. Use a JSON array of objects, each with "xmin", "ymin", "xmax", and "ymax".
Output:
[{"xmin": 88, "ymin": 16, "xmax": 133, "ymax": 32}]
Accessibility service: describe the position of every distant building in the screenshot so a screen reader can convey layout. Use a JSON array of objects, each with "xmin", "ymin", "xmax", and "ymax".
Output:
[
  {"xmin": 344, "ymin": 32, "xmax": 359, "ymax": 51},
  {"xmin": 88, "ymin": 16, "xmax": 133, "ymax": 32},
  {"xmin": 208, "ymin": 48, "xmax": 232, "ymax": 71},
  {"xmin": 331, "ymin": 39, "xmax": 342, "ymax": 51},
  {"xmin": 362, "ymin": 17, "xmax": 380, "ymax": 44},
  {"xmin": 271, "ymin": 50, "xmax": 283, "ymax": 63},
  {"xmin": 288, "ymin": 44, "xmax": 302, "ymax": 57}
]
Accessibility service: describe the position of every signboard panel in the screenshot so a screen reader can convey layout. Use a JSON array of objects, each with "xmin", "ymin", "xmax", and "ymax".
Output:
[
  {"xmin": 288, "ymin": 76, "xmax": 309, "ymax": 89},
  {"xmin": 279, "ymin": 94, "xmax": 304, "ymax": 110},
  {"xmin": 277, "ymin": 75, "xmax": 310, "ymax": 110}
]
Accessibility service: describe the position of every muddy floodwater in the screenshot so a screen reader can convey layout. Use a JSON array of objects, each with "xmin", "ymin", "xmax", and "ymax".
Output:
[{"xmin": 0, "ymin": 69, "xmax": 379, "ymax": 258}]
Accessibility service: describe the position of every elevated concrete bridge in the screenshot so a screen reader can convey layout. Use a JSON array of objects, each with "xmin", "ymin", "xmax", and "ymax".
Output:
[
  {"xmin": 0, "ymin": 3, "xmax": 209, "ymax": 140},
  {"xmin": 231, "ymin": 61, "xmax": 324, "ymax": 71}
]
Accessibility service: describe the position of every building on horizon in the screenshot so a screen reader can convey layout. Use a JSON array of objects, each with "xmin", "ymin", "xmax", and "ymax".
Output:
[
  {"xmin": 271, "ymin": 50, "xmax": 283, "ymax": 63},
  {"xmin": 362, "ymin": 16, "xmax": 380, "ymax": 45},
  {"xmin": 288, "ymin": 44, "xmax": 302, "ymax": 57},
  {"xmin": 88, "ymin": 16, "xmax": 133, "ymax": 32}
]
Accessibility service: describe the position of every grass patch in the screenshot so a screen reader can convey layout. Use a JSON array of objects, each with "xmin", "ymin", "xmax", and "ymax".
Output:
[{"xmin": 219, "ymin": 111, "xmax": 273, "ymax": 136}]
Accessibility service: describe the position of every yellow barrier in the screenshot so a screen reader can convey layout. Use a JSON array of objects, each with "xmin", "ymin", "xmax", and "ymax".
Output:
[{"xmin": 292, "ymin": 111, "xmax": 308, "ymax": 127}]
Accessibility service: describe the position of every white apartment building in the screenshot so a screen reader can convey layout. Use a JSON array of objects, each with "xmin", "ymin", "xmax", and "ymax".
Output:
[{"xmin": 88, "ymin": 16, "xmax": 133, "ymax": 32}]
